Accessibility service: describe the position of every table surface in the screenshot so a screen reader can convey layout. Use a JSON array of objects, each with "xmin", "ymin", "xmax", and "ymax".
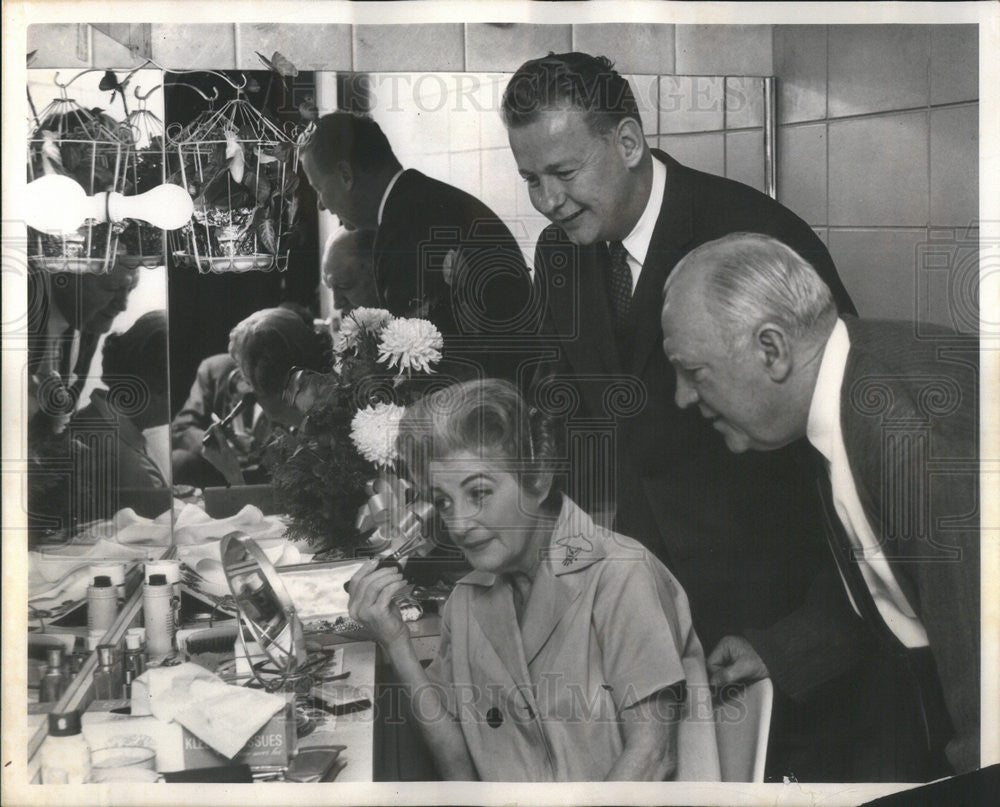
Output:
[
  {"xmin": 303, "ymin": 639, "xmax": 377, "ymax": 782},
  {"xmin": 301, "ymin": 614, "xmax": 441, "ymax": 782}
]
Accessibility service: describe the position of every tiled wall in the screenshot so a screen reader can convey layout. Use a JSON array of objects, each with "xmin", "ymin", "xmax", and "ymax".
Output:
[
  {"xmin": 366, "ymin": 71, "xmax": 768, "ymax": 267},
  {"xmin": 28, "ymin": 22, "xmax": 979, "ymax": 328},
  {"xmin": 774, "ymin": 24, "xmax": 979, "ymax": 329}
]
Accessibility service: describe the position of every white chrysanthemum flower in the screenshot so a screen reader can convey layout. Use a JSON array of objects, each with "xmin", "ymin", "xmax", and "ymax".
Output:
[
  {"xmin": 350, "ymin": 402, "xmax": 406, "ymax": 467},
  {"xmin": 336, "ymin": 307, "xmax": 393, "ymax": 352},
  {"xmin": 377, "ymin": 318, "xmax": 444, "ymax": 374}
]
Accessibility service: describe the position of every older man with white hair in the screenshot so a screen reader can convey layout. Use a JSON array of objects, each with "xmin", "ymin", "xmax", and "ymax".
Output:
[{"xmin": 660, "ymin": 231, "xmax": 980, "ymax": 776}]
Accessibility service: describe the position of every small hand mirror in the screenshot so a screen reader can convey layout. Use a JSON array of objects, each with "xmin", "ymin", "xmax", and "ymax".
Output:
[{"xmin": 220, "ymin": 531, "xmax": 306, "ymax": 678}]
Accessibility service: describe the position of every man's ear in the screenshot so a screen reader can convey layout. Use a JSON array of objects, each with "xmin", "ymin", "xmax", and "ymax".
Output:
[
  {"xmin": 615, "ymin": 118, "xmax": 646, "ymax": 169},
  {"xmin": 755, "ymin": 322, "xmax": 793, "ymax": 382},
  {"xmin": 336, "ymin": 159, "xmax": 353, "ymax": 190}
]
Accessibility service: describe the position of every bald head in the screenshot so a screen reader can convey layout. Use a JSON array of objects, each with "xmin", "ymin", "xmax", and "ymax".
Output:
[
  {"xmin": 321, "ymin": 229, "xmax": 378, "ymax": 314},
  {"xmin": 660, "ymin": 233, "xmax": 838, "ymax": 453},
  {"xmin": 663, "ymin": 232, "xmax": 837, "ymax": 346}
]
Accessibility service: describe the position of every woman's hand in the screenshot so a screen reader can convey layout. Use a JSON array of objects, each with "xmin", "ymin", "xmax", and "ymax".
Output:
[
  {"xmin": 200, "ymin": 424, "xmax": 245, "ymax": 486},
  {"xmin": 347, "ymin": 559, "xmax": 410, "ymax": 649}
]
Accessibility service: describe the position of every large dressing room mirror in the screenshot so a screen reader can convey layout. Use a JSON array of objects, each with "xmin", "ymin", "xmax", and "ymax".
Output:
[{"xmin": 26, "ymin": 67, "xmax": 173, "ymax": 548}]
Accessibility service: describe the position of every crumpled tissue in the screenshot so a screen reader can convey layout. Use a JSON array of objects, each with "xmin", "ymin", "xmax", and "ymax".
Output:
[{"xmin": 130, "ymin": 662, "xmax": 285, "ymax": 759}]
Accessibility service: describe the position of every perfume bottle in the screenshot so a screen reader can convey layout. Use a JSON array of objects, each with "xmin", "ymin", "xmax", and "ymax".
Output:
[
  {"xmin": 39, "ymin": 647, "xmax": 67, "ymax": 703},
  {"xmin": 92, "ymin": 644, "xmax": 124, "ymax": 701},
  {"xmin": 123, "ymin": 631, "xmax": 147, "ymax": 697}
]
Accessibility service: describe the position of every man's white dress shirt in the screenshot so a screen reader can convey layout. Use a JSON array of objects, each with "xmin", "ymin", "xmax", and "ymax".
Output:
[
  {"xmin": 613, "ymin": 155, "xmax": 667, "ymax": 293},
  {"xmin": 806, "ymin": 318, "xmax": 929, "ymax": 648}
]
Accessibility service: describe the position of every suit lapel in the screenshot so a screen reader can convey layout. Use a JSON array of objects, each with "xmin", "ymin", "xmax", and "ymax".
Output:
[
  {"xmin": 544, "ymin": 237, "xmax": 620, "ymax": 375},
  {"xmin": 628, "ymin": 152, "xmax": 694, "ymax": 376},
  {"xmin": 839, "ymin": 332, "xmax": 923, "ymax": 609}
]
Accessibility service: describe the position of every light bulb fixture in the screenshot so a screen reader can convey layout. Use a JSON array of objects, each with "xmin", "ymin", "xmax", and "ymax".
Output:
[{"xmin": 24, "ymin": 174, "xmax": 193, "ymax": 235}]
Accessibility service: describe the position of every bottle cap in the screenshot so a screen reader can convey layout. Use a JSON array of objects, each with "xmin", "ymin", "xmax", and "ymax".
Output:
[
  {"xmin": 148, "ymin": 574, "xmax": 168, "ymax": 586},
  {"xmin": 48, "ymin": 710, "xmax": 82, "ymax": 736},
  {"xmin": 93, "ymin": 575, "xmax": 113, "ymax": 587},
  {"xmin": 45, "ymin": 646, "xmax": 63, "ymax": 667},
  {"xmin": 127, "ymin": 627, "xmax": 146, "ymax": 641},
  {"xmin": 88, "ymin": 628, "xmax": 106, "ymax": 650},
  {"xmin": 97, "ymin": 645, "xmax": 115, "ymax": 666},
  {"xmin": 125, "ymin": 632, "xmax": 143, "ymax": 650}
]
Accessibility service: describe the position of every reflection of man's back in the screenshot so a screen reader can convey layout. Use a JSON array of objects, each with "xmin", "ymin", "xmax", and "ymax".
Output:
[{"xmin": 27, "ymin": 263, "xmax": 140, "ymax": 433}]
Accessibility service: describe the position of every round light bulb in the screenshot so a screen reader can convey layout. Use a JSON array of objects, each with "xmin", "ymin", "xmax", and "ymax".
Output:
[
  {"xmin": 24, "ymin": 175, "xmax": 88, "ymax": 234},
  {"xmin": 108, "ymin": 184, "xmax": 195, "ymax": 230}
]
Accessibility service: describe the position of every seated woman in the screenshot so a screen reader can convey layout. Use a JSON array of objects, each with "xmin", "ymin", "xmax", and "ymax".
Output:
[
  {"xmin": 68, "ymin": 311, "xmax": 171, "ymax": 513},
  {"xmin": 348, "ymin": 379, "xmax": 720, "ymax": 781},
  {"xmin": 172, "ymin": 306, "xmax": 332, "ymax": 486}
]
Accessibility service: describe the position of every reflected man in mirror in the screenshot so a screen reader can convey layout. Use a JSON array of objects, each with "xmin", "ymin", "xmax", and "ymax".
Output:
[
  {"xmin": 27, "ymin": 258, "xmax": 139, "ymax": 435},
  {"xmin": 321, "ymin": 228, "xmax": 379, "ymax": 326},
  {"xmin": 300, "ymin": 112, "xmax": 537, "ymax": 386}
]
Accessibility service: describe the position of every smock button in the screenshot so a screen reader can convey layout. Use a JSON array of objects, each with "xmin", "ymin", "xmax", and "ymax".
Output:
[{"xmin": 486, "ymin": 707, "xmax": 503, "ymax": 729}]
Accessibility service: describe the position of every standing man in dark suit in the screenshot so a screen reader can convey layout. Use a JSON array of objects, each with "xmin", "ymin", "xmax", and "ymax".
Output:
[
  {"xmin": 660, "ymin": 232, "xmax": 979, "ymax": 776},
  {"xmin": 501, "ymin": 52, "xmax": 892, "ymax": 780},
  {"xmin": 300, "ymin": 113, "xmax": 537, "ymax": 385}
]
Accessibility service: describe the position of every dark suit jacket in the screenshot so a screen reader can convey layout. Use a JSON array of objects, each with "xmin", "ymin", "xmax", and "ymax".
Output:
[
  {"xmin": 27, "ymin": 270, "xmax": 101, "ymax": 433},
  {"xmin": 374, "ymin": 170, "xmax": 538, "ymax": 385},
  {"xmin": 753, "ymin": 318, "xmax": 980, "ymax": 774},
  {"xmin": 531, "ymin": 150, "xmax": 858, "ymax": 654}
]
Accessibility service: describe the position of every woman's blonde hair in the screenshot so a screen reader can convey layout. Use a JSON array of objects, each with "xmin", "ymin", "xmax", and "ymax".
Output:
[{"xmin": 396, "ymin": 379, "xmax": 557, "ymax": 500}]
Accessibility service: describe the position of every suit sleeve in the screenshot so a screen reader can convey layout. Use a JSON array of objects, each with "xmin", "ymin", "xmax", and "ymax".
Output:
[
  {"xmin": 170, "ymin": 359, "xmax": 217, "ymax": 453},
  {"xmin": 450, "ymin": 235, "xmax": 536, "ymax": 385},
  {"xmin": 743, "ymin": 563, "xmax": 873, "ymax": 701}
]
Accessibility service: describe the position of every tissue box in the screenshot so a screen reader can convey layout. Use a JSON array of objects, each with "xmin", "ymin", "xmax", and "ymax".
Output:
[
  {"xmin": 82, "ymin": 698, "xmax": 295, "ymax": 771},
  {"xmin": 180, "ymin": 696, "xmax": 296, "ymax": 769}
]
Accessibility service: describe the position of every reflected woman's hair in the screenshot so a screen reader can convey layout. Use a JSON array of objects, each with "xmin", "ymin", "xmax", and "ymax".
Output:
[{"xmin": 228, "ymin": 307, "xmax": 331, "ymax": 398}]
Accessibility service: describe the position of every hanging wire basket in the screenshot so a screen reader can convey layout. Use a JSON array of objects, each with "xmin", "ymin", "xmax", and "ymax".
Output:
[
  {"xmin": 117, "ymin": 83, "xmax": 169, "ymax": 268},
  {"xmin": 168, "ymin": 75, "xmax": 300, "ymax": 274},
  {"xmin": 26, "ymin": 71, "xmax": 132, "ymax": 274}
]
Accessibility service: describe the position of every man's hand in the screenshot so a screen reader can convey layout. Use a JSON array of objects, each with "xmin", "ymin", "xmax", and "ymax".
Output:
[{"xmin": 707, "ymin": 635, "xmax": 769, "ymax": 689}]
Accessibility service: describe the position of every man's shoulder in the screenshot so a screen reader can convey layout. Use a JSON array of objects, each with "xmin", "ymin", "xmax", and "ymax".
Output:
[
  {"xmin": 394, "ymin": 169, "xmax": 493, "ymax": 218},
  {"xmin": 844, "ymin": 318, "xmax": 971, "ymax": 373},
  {"xmin": 653, "ymin": 148, "xmax": 810, "ymax": 225},
  {"xmin": 385, "ymin": 170, "xmax": 516, "ymax": 244},
  {"xmin": 841, "ymin": 318, "xmax": 977, "ymax": 443}
]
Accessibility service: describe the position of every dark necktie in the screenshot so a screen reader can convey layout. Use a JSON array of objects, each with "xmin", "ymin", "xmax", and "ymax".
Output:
[
  {"xmin": 809, "ymin": 445, "xmax": 952, "ymax": 762},
  {"xmin": 813, "ymin": 463, "xmax": 899, "ymax": 645},
  {"xmin": 606, "ymin": 241, "xmax": 633, "ymax": 334}
]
